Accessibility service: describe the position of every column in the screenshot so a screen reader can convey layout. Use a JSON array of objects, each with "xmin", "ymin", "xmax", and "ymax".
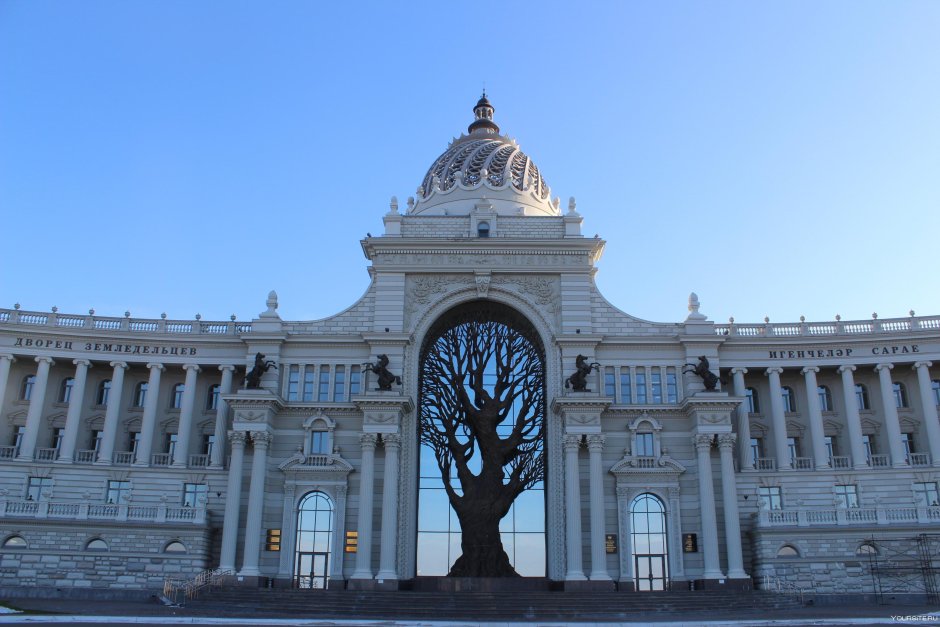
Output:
[
  {"xmin": 765, "ymin": 368, "xmax": 790, "ymax": 470},
  {"xmin": 586, "ymin": 434, "xmax": 610, "ymax": 581},
  {"xmin": 717, "ymin": 434, "xmax": 747, "ymax": 579},
  {"xmin": 914, "ymin": 362, "xmax": 940, "ymax": 467},
  {"xmin": 134, "ymin": 363, "xmax": 164, "ymax": 465},
  {"xmin": 219, "ymin": 431, "xmax": 247, "ymax": 572},
  {"xmin": 801, "ymin": 367, "xmax": 829, "ymax": 469},
  {"xmin": 376, "ymin": 433, "xmax": 401, "ymax": 581},
  {"xmin": 210, "ymin": 365, "xmax": 235, "ymax": 468},
  {"xmin": 239, "ymin": 430, "xmax": 272, "ymax": 576},
  {"xmin": 563, "ymin": 434, "xmax": 585, "ymax": 580},
  {"xmin": 838, "ymin": 366, "xmax": 868, "ymax": 470},
  {"xmin": 329, "ymin": 486, "xmax": 348, "ymax": 583},
  {"xmin": 693, "ymin": 434, "xmax": 724, "ymax": 579},
  {"xmin": 96, "ymin": 361, "xmax": 127, "ymax": 464},
  {"xmin": 57, "ymin": 359, "xmax": 91, "ymax": 463},
  {"xmin": 351, "ymin": 433, "xmax": 377, "ymax": 580},
  {"xmin": 875, "ymin": 364, "xmax": 908, "ymax": 468},
  {"xmin": 0, "ymin": 355, "xmax": 15, "ymax": 419},
  {"xmin": 17, "ymin": 356, "xmax": 54, "ymax": 461},
  {"xmin": 730, "ymin": 368, "xmax": 753, "ymax": 469},
  {"xmin": 172, "ymin": 364, "xmax": 200, "ymax": 467}
]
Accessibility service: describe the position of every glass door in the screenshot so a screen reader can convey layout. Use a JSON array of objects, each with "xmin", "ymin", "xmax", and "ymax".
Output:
[
  {"xmin": 635, "ymin": 554, "xmax": 667, "ymax": 591},
  {"xmin": 295, "ymin": 551, "xmax": 329, "ymax": 589}
]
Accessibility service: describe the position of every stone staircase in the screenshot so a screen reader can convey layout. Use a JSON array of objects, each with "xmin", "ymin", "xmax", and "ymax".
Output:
[{"xmin": 190, "ymin": 588, "xmax": 804, "ymax": 621}]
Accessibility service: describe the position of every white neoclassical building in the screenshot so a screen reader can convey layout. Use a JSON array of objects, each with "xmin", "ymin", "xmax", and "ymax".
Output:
[{"xmin": 1, "ymin": 96, "xmax": 939, "ymax": 595}]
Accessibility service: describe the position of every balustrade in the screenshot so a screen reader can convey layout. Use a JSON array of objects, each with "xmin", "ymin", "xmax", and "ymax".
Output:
[
  {"xmin": 75, "ymin": 450, "xmax": 96, "ymax": 463},
  {"xmin": 151, "ymin": 453, "xmax": 172, "ymax": 466},
  {"xmin": 869, "ymin": 454, "xmax": 890, "ymax": 468},
  {"xmin": 0, "ymin": 499, "xmax": 206, "ymax": 524},
  {"xmin": 910, "ymin": 452, "xmax": 931, "ymax": 467},
  {"xmin": 793, "ymin": 457, "xmax": 814, "ymax": 471},
  {"xmin": 188, "ymin": 454, "xmax": 210, "ymax": 468},
  {"xmin": 0, "ymin": 308, "xmax": 250, "ymax": 335},
  {"xmin": 113, "ymin": 451, "xmax": 134, "ymax": 465},
  {"xmin": 757, "ymin": 505, "xmax": 940, "ymax": 527},
  {"xmin": 829, "ymin": 456, "xmax": 852, "ymax": 469},
  {"xmin": 0, "ymin": 446, "xmax": 16, "ymax": 460},
  {"xmin": 756, "ymin": 457, "xmax": 776, "ymax": 471}
]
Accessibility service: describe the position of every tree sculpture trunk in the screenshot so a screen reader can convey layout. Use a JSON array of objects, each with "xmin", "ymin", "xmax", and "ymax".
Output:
[{"xmin": 419, "ymin": 301, "xmax": 545, "ymax": 578}]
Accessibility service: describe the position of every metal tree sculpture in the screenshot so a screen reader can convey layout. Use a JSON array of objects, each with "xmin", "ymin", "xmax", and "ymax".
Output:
[{"xmin": 419, "ymin": 302, "xmax": 545, "ymax": 577}]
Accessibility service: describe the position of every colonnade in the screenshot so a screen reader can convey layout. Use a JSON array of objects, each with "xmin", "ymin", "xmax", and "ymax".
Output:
[
  {"xmin": 0, "ymin": 353, "xmax": 235, "ymax": 468},
  {"xmin": 730, "ymin": 362, "xmax": 940, "ymax": 470}
]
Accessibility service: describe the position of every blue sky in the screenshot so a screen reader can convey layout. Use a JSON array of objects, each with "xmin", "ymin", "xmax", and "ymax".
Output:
[{"xmin": 1, "ymin": 1, "xmax": 938, "ymax": 325}]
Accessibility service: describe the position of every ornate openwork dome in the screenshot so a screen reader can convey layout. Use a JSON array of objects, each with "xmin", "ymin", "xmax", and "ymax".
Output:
[{"xmin": 411, "ymin": 95, "xmax": 557, "ymax": 217}]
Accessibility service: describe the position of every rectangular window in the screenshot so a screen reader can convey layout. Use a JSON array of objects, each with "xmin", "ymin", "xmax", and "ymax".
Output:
[
  {"xmin": 750, "ymin": 437, "xmax": 762, "ymax": 462},
  {"xmin": 651, "ymin": 371, "xmax": 662, "ymax": 404},
  {"xmin": 604, "ymin": 367, "xmax": 615, "ymax": 398},
  {"xmin": 914, "ymin": 482, "xmax": 940, "ymax": 507},
  {"xmin": 825, "ymin": 436, "xmax": 835, "ymax": 458},
  {"xmin": 317, "ymin": 366, "xmax": 330, "ymax": 402},
  {"xmin": 635, "ymin": 370, "xmax": 647, "ymax": 404},
  {"xmin": 12, "ymin": 425, "xmax": 26, "ymax": 451},
  {"xmin": 287, "ymin": 365, "xmax": 300, "ymax": 401},
  {"xmin": 787, "ymin": 437, "xmax": 799, "ymax": 464},
  {"xmin": 758, "ymin": 486, "xmax": 782, "ymax": 510},
  {"xmin": 855, "ymin": 384, "xmax": 870, "ymax": 410},
  {"xmin": 350, "ymin": 366, "xmax": 361, "ymax": 396},
  {"xmin": 635, "ymin": 433, "xmax": 654, "ymax": 457},
  {"xmin": 91, "ymin": 430, "xmax": 104, "ymax": 454},
  {"xmin": 620, "ymin": 369, "xmax": 632, "ymax": 404},
  {"xmin": 862, "ymin": 434, "xmax": 874, "ymax": 460},
  {"xmin": 835, "ymin": 484, "xmax": 859, "ymax": 508},
  {"xmin": 166, "ymin": 433, "xmax": 178, "ymax": 457},
  {"xmin": 334, "ymin": 366, "xmax": 346, "ymax": 402},
  {"xmin": 302, "ymin": 366, "xmax": 316, "ymax": 402},
  {"xmin": 310, "ymin": 431, "xmax": 328, "ymax": 454},
  {"xmin": 52, "ymin": 428, "xmax": 66, "ymax": 453},
  {"xmin": 129, "ymin": 431, "xmax": 141, "ymax": 456},
  {"xmin": 203, "ymin": 434, "xmax": 216, "ymax": 456},
  {"xmin": 207, "ymin": 384, "xmax": 220, "ymax": 410},
  {"xmin": 666, "ymin": 369, "xmax": 678, "ymax": 403},
  {"xmin": 27, "ymin": 477, "xmax": 53, "ymax": 501},
  {"xmin": 106, "ymin": 480, "xmax": 131, "ymax": 505},
  {"xmin": 182, "ymin": 483, "xmax": 208, "ymax": 507},
  {"xmin": 901, "ymin": 433, "xmax": 914, "ymax": 459}
]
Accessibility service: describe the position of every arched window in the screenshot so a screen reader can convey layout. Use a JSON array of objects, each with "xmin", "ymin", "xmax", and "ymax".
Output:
[
  {"xmin": 2, "ymin": 535, "xmax": 27, "ymax": 549},
  {"xmin": 817, "ymin": 386, "xmax": 833, "ymax": 412},
  {"xmin": 60, "ymin": 378, "xmax": 75, "ymax": 403},
  {"xmin": 776, "ymin": 544, "xmax": 800, "ymax": 557},
  {"xmin": 630, "ymin": 493, "xmax": 668, "ymax": 591},
  {"xmin": 857, "ymin": 542, "xmax": 878, "ymax": 556},
  {"xmin": 134, "ymin": 382, "xmax": 148, "ymax": 408},
  {"xmin": 164, "ymin": 540, "xmax": 187, "ymax": 553},
  {"xmin": 781, "ymin": 387, "xmax": 796, "ymax": 413},
  {"xmin": 96, "ymin": 380, "xmax": 111, "ymax": 406},
  {"xmin": 85, "ymin": 538, "xmax": 109, "ymax": 551},
  {"xmin": 171, "ymin": 384, "xmax": 185, "ymax": 409},
  {"xmin": 855, "ymin": 384, "xmax": 871, "ymax": 411},
  {"xmin": 745, "ymin": 387, "xmax": 760, "ymax": 414},
  {"xmin": 20, "ymin": 375, "xmax": 35, "ymax": 401},
  {"xmin": 295, "ymin": 491, "xmax": 334, "ymax": 589},
  {"xmin": 893, "ymin": 382, "xmax": 909, "ymax": 409},
  {"xmin": 206, "ymin": 384, "xmax": 220, "ymax": 410}
]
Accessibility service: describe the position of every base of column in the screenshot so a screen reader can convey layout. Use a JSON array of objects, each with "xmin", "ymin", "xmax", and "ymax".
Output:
[
  {"xmin": 564, "ymin": 571, "xmax": 587, "ymax": 582},
  {"xmin": 372, "ymin": 577, "xmax": 399, "ymax": 591},
  {"xmin": 853, "ymin": 463, "xmax": 869, "ymax": 470},
  {"xmin": 237, "ymin": 567, "xmax": 261, "ymax": 578},
  {"xmin": 375, "ymin": 569, "xmax": 399, "ymax": 582},
  {"xmin": 893, "ymin": 462, "xmax": 911, "ymax": 469},
  {"xmin": 347, "ymin": 577, "xmax": 378, "ymax": 590},
  {"xmin": 53, "ymin": 458, "xmax": 74, "ymax": 464},
  {"xmin": 692, "ymin": 577, "xmax": 752, "ymax": 591}
]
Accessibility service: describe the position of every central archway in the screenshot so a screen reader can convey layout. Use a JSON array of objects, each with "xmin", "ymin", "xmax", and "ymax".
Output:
[{"xmin": 416, "ymin": 300, "xmax": 546, "ymax": 577}]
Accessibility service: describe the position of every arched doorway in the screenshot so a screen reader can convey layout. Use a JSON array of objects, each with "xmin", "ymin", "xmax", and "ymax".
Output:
[
  {"xmin": 416, "ymin": 300, "xmax": 546, "ymax": 577},
  {"xmin": 294, "ymin": 491, "xmax": 333, "ymax": 588},
  {"xmin": 631, "ymin": 493, "xmax": 669, "ymax": 591}
]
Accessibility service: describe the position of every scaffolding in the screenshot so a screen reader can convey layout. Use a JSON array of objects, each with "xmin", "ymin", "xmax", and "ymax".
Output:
[{"xmin": 865, "ymin": 534, "xmax": 940, "ymax": 604}]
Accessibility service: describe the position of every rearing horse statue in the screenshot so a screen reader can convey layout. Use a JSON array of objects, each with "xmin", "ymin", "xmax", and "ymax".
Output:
[
  {"xmin": 363, "ymin": 354, "xmax": 401, "ymax": 391},
  {"xmin": 565, "ymin": 354, "xmax": 601, "ymax": 392},
  {"xmin": 244, "ymin": 352, "xmax": 278, "ymax": 389}
]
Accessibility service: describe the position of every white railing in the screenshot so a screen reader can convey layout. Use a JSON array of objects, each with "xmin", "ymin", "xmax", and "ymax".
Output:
[
  {"xmin": 75, "ymin": 449, "xmax": 97, "ymax": 463},
  {"xmin": 756, "ymin": 457, "xmax": 776, "ymax": 471},
  {"xmin": 188, "ymin": 454, "xmax": 210, "ymax": 468},
  {"xmin": 793, "ymin": 457, "xmax": 814, "ymax": 471},
  {"xmin": 830, "ymin": 456, "xmax": 852, "ymax": 469},
  {"xmin": 869, "ymin": 454, "xmax": 890, "ymax": 468},
  {"xmin": 0, "ymin": 307, "xmax": 251, "ymax": 335},
  {"xmin": 35, "ymin": 448, "xmax": 58, "ymax": 461},
  {"xmin": 910, "ymin": 453, "xmax": 931, "ymax": 467},
  {"xmin": 113, "ymin": 451, "xmax": 134, "ymax": 465},
  {"xmin": 163, "ymin": 568, "xmax": 233, "ymax": 605},
  {"xmin": 756, "ymin": 505, "xmax": 940, "ymax": 528},
  {"xmin": 716, "ymin": 313, "xmax": 940, "ymax": 337},
  {"xmin": 0, "ymin": 498, "xmax": 206, "ymax": 524},
  {"xmin": 0, "ymin": 446, "xmax": 18, "ymax": 460},
  {"xmin": 151, "ymin": 453, "xmax": 172, "ymax": 466}
]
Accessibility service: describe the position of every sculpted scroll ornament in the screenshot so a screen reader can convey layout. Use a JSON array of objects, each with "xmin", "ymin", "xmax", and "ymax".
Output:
[{"xmin": 237, "ymin": 410, "xmax": 262, "ymax": 422}]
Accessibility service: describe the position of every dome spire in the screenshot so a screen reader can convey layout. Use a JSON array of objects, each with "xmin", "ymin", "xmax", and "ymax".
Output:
[{"xmin": 468, "ymin": 91, "xmax": 499, "ymax": 135}]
